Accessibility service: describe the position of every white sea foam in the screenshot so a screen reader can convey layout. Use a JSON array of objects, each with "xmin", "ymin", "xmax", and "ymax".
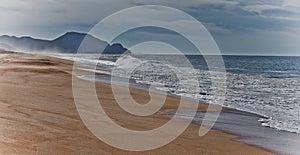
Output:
[
  {"xmin": 48, "ymin": 53, "xmax": 116, "ymax": 66},
  {"xmin": 110, "ymin": 54, "xmax": 300, "ymax": 134}
]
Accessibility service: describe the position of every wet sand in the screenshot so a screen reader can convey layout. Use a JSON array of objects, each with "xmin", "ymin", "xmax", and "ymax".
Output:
[{"xmin": 0, "ymin": 51, "xmax": 273, "ymax": 154}]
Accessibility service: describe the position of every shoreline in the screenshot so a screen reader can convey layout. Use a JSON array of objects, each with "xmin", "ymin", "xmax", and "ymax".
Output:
[
  {"xmin": 0, "ymin": 51, "xmax": 278, "ymax": 154},
  {"xmin": 80, "ymin": 71, "xmax": 300, "ymax": 155}
]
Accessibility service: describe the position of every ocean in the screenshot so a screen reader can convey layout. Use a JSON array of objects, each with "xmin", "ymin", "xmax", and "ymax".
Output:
[{"xmin": 53, "ymin": 53, "xmax": 300, "ymax": 134}]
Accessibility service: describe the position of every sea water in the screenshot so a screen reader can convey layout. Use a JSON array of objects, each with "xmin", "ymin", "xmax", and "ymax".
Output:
[{"xmin": 55, "ymin": 53, "xmax": 300, "ymax": 134}]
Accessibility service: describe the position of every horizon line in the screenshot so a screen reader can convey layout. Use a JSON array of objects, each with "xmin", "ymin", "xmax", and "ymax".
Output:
[{"xmin": 1, "ymin": 31, "xmax": 299, "ymax": 57}]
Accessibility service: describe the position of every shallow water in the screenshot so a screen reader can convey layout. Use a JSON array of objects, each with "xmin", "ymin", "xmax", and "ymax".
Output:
[{"xmin": 166, "ymin": 110, "xmax": 300, "ymax": 155}]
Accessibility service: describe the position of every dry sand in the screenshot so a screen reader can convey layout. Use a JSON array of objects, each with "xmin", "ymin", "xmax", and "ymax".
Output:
[{"xmin": 0, "ymin": 51, "xmax": 274, "ymax": 154}]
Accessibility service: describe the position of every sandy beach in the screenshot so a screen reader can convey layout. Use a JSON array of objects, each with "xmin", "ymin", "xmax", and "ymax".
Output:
[{"xmin": 0, "ymin": 51, "xmax": 274, "ymax": 154}]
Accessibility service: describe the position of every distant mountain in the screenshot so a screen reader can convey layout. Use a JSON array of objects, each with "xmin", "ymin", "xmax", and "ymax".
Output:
[{"xmin": 0, "ymin": 32, "xmax": 128, "ymax": 54}]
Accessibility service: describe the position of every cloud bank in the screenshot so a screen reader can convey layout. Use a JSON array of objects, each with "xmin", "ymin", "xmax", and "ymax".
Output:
[{"xmin": 0, "ymin": 0, "xmax": 300, "ymax": 55}]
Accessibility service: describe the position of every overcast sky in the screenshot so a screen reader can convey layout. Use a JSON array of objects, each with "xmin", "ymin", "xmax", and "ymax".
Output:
[{"xmin": 0, "ymin": 0, "xmax": 300, "ymax": 55}]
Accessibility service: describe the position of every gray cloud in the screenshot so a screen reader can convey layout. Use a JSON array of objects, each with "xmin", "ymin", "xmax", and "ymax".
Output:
[{"xmin": 0, "ymin": 0, "xmax": 300, "ymax": 55}]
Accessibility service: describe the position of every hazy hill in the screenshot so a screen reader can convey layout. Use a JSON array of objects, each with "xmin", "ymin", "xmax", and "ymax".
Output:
[{"xmin": 0, "ymin": 32, "xmax": 128, "ymax": 54}]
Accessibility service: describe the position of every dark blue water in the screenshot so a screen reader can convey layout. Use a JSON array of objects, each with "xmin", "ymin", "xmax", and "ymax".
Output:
[
  {"xmin": 134, "ymin": 55, "xmax": 300, "ymax": 79},
  {"xmin": 224, "ymin": 56, "xmax": 300, "ymax": 78}
]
